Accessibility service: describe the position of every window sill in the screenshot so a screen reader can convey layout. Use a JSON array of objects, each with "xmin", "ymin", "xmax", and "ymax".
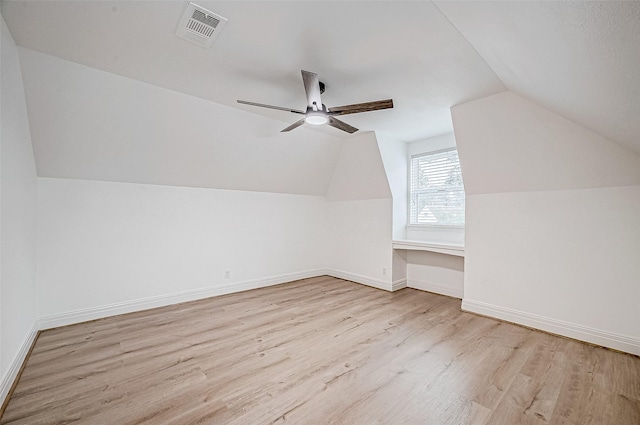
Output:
[
  {"xmin": 407, "ymin": 224, "xmax": 465, "ymax": 230},
  {"xmin": 392, "ymin": 239, "xmax": 465, "ymax": 257}
]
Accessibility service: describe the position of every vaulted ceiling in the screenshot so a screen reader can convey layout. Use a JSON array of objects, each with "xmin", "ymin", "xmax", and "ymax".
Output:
[
  {"xmin": 2, "ymin": 1, "xmax": 507, "ymax": 141},
  {"xmin": 2, "ymin": 1, "xmax": 639, "ymax": 193},
  {"xmin": 437, "ymin": 1, "xmax": 640, "ymax": 155}
]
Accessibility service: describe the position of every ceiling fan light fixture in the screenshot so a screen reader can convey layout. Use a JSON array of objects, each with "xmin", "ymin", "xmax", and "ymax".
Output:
[
  {"xmin": 237, "ymin": 70, "xmax": 393, "ymax": 133},
  {"xmin": 304, "ymin": 113, "xmax": 328, "ymax": 125}
]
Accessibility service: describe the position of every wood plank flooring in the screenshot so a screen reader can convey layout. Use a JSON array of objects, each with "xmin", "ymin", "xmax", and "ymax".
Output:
[{"xmin": 2, "ymin": 276, "xmax": 639, "ymax": 424}]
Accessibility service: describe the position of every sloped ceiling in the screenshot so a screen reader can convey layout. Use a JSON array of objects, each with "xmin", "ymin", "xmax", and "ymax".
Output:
[
  {"xmin": 453, "ymin": 91, "xmax": 640, "ymax": 195},
  {"xmin": 2, "ymin": 1, "xmax": 639, "ymax": 193},
  {"xmin": 1, "ymin": 0, "xmax": 504, "ymax": 142},
  {"xmin": 16, "ymin": 48, "xmax": 342, "ymax": 195},
  {"xmin": 436, "ymin": 0, "xmax": 640, "ymax": 154},
  {"xmin": 325, "ymin": 132, "xmax": 391, "ymax": 202}
]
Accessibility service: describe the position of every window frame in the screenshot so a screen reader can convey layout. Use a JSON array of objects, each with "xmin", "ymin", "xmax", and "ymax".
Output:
[{"xmin": 407, "ymin": 147, "xmax": 465, "ymax": 229}]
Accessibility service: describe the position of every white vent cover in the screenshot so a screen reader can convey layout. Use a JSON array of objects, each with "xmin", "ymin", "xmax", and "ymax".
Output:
[{"xmin": 176, "ymin": 3, "xmax": 228, "ymax": 48}]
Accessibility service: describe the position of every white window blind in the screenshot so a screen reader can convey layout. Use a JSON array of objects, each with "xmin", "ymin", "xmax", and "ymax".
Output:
[{"xmin": 409, "ymin": 149, "xmax": 465, "ymax": 226}]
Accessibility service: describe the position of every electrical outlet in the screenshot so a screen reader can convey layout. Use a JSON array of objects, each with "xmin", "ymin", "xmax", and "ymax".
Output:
[
  {"xmin": 382, "ymin": 267, "xmax": 387, "ymax": 276},
  {"xmin": 224, "ymin": 270, "xmax": 231, "ymax": 279}
]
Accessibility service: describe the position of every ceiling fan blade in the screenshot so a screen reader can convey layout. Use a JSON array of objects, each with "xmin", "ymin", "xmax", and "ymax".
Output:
[
  {"xmin": 281, "ymin": 118, "xmax": 307, "ymax": 132},
  {"xmin": 301, "ymin": 70, "xmax": 323, "ymax": 110},
  {"xmin": 328, "ymin": 99, "xmax": 394, "ymax": 116},
  {"xmin": 237, "ymin": 100, "xmax": 304, "ymax": 114},
  {"xmin": 327, "ymin": 116, "xmax": 358, "ymax": 134}
]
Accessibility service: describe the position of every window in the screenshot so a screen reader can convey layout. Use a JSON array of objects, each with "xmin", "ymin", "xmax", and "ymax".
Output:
[{"xmin": 409, "ymin": 149, "xmax": 465, "ymax": 226}]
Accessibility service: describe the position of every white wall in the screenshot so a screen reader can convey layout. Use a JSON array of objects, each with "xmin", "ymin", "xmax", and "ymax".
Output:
[
  {"xmin": 35, "ymin": 131, "xmax": 402, "ymax": 329},
  {"xmin": 453, "ymin": 91, "xmax": 640, "ymax": 354},
  {"xmin": 376, "ymin": 132, "xmax": 408, "ymax": 240},
  {"xmin": 0, "ymin": 15, "xmax": 39, "ymax": 402},
  {"xmin": 325, "ymin": 198, "xmax": 395, "ymax": 290},
  {"xmin": 406, "ymin": 251, "xmax": 464, "ymax": 299},
  {"xmin": 37, "ymin": 178, "xmax": 326, "ymax": 327},
  {"xmin": 407, "ymin": 133, "xmax": 457, "ymax": 156},
  {"xmin": 464, "ymin": 188, "xmax": 640, "ymax": 348},
  {"xmin": 376, "ymin": 132, "xmax": 408, "ymax": 282},
  {"xmin": 325, "ymin": 132, "xmax": 391, "ymax": 202},
  {"xmin": 325, "ymin": 132, "xmax": 397, "ymax": 290}
]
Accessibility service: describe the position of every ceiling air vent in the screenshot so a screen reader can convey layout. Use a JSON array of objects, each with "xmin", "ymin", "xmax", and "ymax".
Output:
[{"xmin": 176, "ymin": 2, "xmax": 228, "ymax": 48}]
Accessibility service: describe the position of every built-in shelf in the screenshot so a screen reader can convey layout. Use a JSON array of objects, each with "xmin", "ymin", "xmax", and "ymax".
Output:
[{"xmin": 392, "ymin": 239, "xmax": 465, "ymax": 257}]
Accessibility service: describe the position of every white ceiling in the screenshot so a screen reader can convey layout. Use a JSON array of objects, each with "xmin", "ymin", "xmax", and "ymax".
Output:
[
  {"xmin": 435, "ymin": 0, "xmax": 640, "ymax": 154},
  {"xmin": 2, "ymin": 0, "xmax": 639, "ymax": 193},
  {"xmin": 1, "ymin": 0, "xmax": 505, "ymax": 142}
]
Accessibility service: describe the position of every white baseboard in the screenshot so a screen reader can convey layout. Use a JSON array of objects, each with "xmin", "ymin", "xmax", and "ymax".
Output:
[
  {"xmin": 1, "ymin": 321, "xmax": 39, "ymax": 407},
  {"xmin": 325, "ymin": 269, "xmax": 393, "ymax": 292},
  {"xmin": 408, "ymin": 279, "xmax": 463, "ymax": 299},
  {"xmin": 38, "ymin": 269, "xmax": 325, "ymax": 330},
  {"xmin": 462, "ymin": 299, "xmax": 640, "ymax": 356},
  {"xmin": 392, "ymin": 278, "xmax": 407, "ymax": 292}
]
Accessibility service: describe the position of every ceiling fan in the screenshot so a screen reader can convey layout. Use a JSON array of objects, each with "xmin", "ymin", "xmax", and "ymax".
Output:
[{"xmin": 237, "ymin": 70, "xmax": 393, "ymax": 134}]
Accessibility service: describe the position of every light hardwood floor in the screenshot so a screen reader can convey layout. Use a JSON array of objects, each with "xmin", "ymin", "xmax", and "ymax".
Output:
[{"xmin": 2, "ymin": 276, "xmax": 639, "ymax": 424}]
